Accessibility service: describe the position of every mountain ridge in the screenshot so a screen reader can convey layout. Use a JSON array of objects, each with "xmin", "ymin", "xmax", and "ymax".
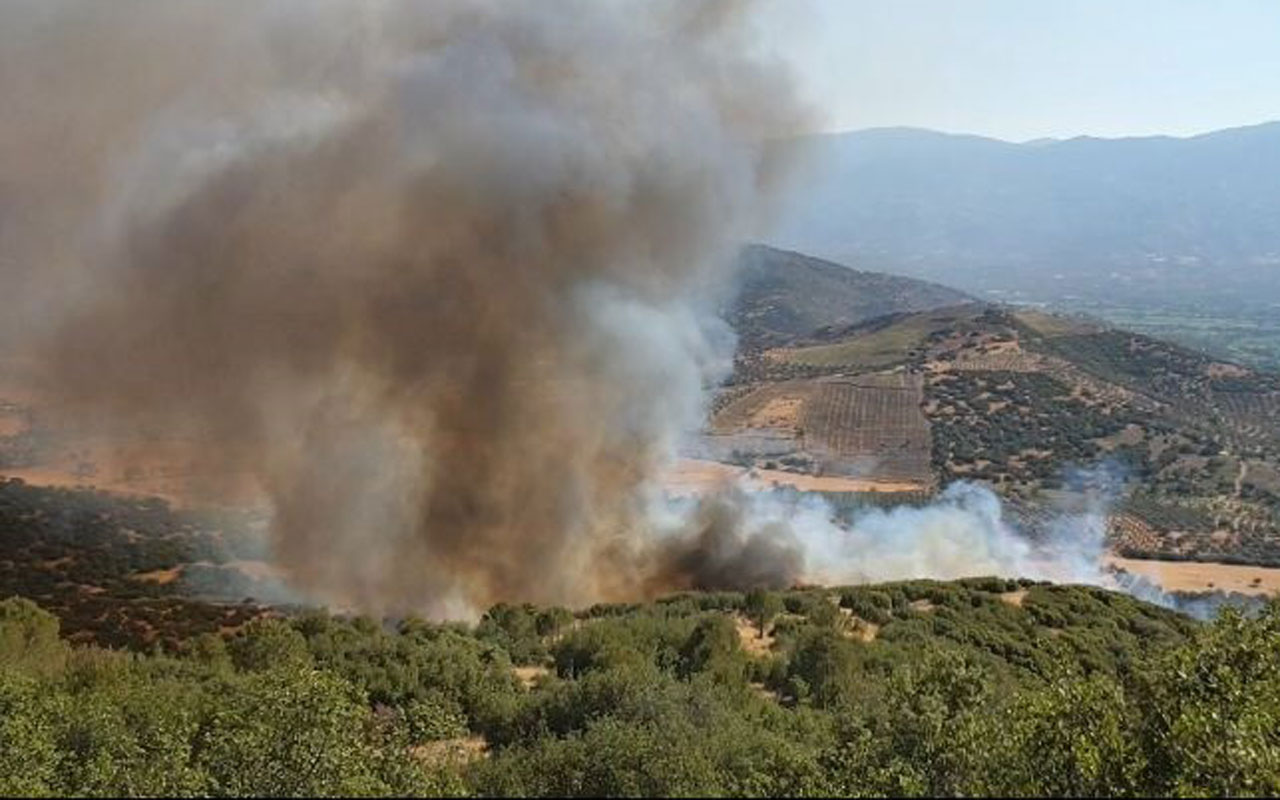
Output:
[{"xmin": 771, "ymin": 121, "xmax": 1280, "ymax": 312}]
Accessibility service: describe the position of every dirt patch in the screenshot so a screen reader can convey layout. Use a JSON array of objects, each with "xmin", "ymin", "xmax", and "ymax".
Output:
[
  {"xmin": 748, "ymin": 396, "xmax": 805, "ymax": 431},
  {"xmin": 734, "ymin": 615, "xmax": 774, "ymax": 657},
  {"xmin": 909, "ymin": 599, "xmax": 936, "ymax": 613},
  {"xmin": 512, "ymin": 665, "xmax": 551, "ymax": 689},
  {"xmin": 413, "ymin": 736, "xmax": 488, "ymax": 766},
  {"xmin": 663, "ymin": 458, "xmax": 928, "ymax": 496},
  {"xmin": 749, "ymin": 466, "xmax": 926, "ymax": 493},
  {"xmin": 1106, "ymin": 555, "xmax": 1280, "ymax": 596},
  {"xmin": 841, "ymin": 614, "xmax": 879, "ymax": 642},
  {"xmin": 133, "ymin": 566, "xmax": 183, "ymax": 585},
  {"xmin": 1000, "ymin": 589, "xmax": 1028, "ymax": 607},
  {"xmin": 710, "ymin": 381, "xmax": 816, "ymax": 435}
]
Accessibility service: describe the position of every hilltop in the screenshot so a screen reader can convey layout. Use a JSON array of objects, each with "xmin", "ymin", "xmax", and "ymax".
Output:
[{"xmin": 728, "ymin": 244, "xmax": 971, "ymax": 349}]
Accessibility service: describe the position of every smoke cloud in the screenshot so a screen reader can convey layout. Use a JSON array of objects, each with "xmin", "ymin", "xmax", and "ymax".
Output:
[
  {"xmin": 2, "ymin": 2, "xmax": 1225, "ymax": 620},
  {"xmin": 686, "ymin": 469, "xmax": 1244, "ymax": 619},
  {"xmin": 2, "ymin": 0, "xmax": 811, "ymax": 616}
]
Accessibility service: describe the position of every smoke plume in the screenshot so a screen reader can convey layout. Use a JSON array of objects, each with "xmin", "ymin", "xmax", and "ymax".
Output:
[
  {"xmin": 4, "ymin": 2, "xmax": 1222, "ymax": 619},
  {"xmin": 2, "ymin": 0, "xmax": 809, "ymax": 616}
]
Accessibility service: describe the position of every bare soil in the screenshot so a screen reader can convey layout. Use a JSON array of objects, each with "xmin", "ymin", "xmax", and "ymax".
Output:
[
  {"xmin": 512, "ymin": 665, "xmax": 551, "ymax": 689},
  {"xmin": 664, "ymin": 458, "xmax": 928, "ymax": 496},
  {"xmin": 734, "ymin": 615, "xmax": 774, "ymax": 656},
  {"xmin": 1106, "ymin": 555, "xmax": 1280, "ymax": 595}
]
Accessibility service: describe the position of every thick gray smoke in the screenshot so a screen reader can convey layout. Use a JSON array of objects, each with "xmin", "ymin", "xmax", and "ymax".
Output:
[
  {"xmin": 3, "ymin": 2, "xmax": 1217, "ymax": 618},
  {"xmin": 2, "ymin": 0, "xmax": 808, "ymax": 616}
]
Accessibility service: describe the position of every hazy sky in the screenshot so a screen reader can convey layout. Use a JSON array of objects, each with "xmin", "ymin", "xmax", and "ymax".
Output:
[{"xmin": 759, "ymin": 0, "xmax": 1280, "ymax": 141}]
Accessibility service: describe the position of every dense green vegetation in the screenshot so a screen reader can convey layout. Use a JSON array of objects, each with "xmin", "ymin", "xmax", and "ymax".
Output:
[{"xmin": 3, "ymin": 579, "xmax": 1280, "ymax": 797}]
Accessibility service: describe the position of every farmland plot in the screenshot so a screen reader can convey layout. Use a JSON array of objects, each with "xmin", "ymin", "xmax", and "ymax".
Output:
[
  {"xmin": 702, "ymin": 381, "xmax": 816, "ymax": 463},
  {"xmin": 801, "ymin": 373, "xmax": 933, "ymax": 485},
  {"xmin": 1212, "ymin": 390, "xmax": 1280, "ymax": 451}
]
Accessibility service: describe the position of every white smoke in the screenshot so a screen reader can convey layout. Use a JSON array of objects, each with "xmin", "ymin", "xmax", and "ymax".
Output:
[{"xmin": 656, "ymin": 467, "xmax": 1222, "ymax": 616}]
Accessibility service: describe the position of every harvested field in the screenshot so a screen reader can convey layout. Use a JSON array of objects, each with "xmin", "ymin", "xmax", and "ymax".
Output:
[
  {"xmin": 801, "ymin": 373, "xmax": 933, "ymax": 484},
  {"xmin": 748, "ymin": 396, "xmax": 805, "ymax": 430},
  {"xmin": 709, "ymin": 381, "xmax": 816, "ymax": 435},
  {"xmin": 1106, "ymin": 555, "xmax": 1280, "ymax": 595},
  {"xmin": 663, "ymin": 459, "xmax": 929, "ymax": 495},
  {"xmin": 949, "ymin": 341, "xmax": 1045, "ymax": 373}
]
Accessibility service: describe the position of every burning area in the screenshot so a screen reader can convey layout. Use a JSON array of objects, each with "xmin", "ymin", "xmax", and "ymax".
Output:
[{"xmin": 0, "ymin": 0, "xmax": 1253, "ymax": 620}]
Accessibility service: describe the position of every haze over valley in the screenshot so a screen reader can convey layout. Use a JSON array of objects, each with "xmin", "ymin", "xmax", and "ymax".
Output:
[{"xmin": 772, "ymin": 123, "xmax": 1280, "ymax": 367}]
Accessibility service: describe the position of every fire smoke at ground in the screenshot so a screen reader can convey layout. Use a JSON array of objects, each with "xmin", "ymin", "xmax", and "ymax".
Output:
[
  {"xmin": 2, "ymin": 0, "xmax": 812, "ymax": 616},
  {"xmin": 0, "ymin": 1, "xmax": 1209, "ymax": 618}
]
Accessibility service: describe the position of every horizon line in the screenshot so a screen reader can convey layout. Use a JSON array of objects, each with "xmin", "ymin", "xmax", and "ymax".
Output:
[{"xmin": 804, "ymin": 118, "xmax": 1280, "ymax": 145}]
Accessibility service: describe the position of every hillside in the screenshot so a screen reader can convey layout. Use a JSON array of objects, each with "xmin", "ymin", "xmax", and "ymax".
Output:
[
  {"xmin": 772, "ymin": 123, "xmax": 1280, "ymax": 314},
  {"xmin": 728, "ymin": 244, "xmax": 971, "ymax": 349},
  {"xmin": 713, "ymin": 302, "xmax": 1280, "ymax": 575}
]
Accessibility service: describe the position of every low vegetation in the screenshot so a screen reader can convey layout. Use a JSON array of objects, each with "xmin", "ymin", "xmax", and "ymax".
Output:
[{"xmin": 2, "ymin": 579, "xmax": 1279, "ymax": 797}]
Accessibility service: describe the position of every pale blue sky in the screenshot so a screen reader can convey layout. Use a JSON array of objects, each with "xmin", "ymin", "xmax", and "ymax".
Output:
[{"xmin": 757, "ymin": 0, "xmax": 1280, "ymax": 141}]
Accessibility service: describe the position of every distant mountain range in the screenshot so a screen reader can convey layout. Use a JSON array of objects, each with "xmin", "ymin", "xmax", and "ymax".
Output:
[
  {"xmin": 728, "ymin": 244, "xmax": 970, "ymax": 349},
  {"xmin": 770, "ymin": 122, "xmax": 1280, "ymax": 313}
]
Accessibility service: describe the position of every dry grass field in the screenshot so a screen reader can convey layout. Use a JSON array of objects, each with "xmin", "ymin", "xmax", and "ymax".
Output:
[
  {"xmin": 705, "ymin": 370, "xmax": 934, "ymax": 487},
  {"xmin": 1106, "ymin": 555, "xmax": 1280, "ymax": 596},
  {"xmin": 708, "ymin": 380, "xmax": 816, "ymax": 436},
  {"xmin": 663, "ymin": 458, "xmax": 926, "ymax": 495}
]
